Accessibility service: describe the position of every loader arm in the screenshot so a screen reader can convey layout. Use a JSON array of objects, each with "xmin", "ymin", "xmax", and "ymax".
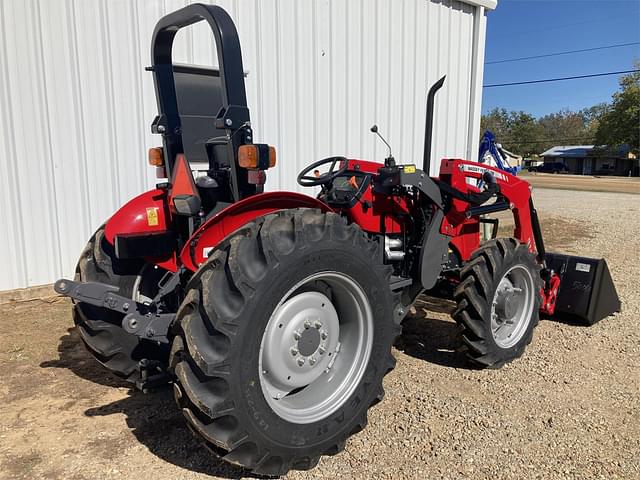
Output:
[{"xmin": 438, "ymin": 159, "xmax": 539, "ymax": 261}]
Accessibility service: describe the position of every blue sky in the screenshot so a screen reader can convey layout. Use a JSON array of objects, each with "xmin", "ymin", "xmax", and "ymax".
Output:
[{"xmin": 482, "ymin": 0, "xmax": 640, "ymax": 117}]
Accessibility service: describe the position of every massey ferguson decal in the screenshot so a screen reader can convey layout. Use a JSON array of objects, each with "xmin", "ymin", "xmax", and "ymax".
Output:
[{"xmin": 461, "ymin": 163, "xmax": 509, "ymax": 182}]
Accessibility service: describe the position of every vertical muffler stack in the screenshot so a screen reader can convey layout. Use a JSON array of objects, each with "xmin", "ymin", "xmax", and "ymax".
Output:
[{"xmin": 545, "ymin": 253, "xmax": 621, "ymax": 325}]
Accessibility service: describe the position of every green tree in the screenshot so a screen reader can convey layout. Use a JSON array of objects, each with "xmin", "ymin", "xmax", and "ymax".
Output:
[
  {"xmin": 480, "ymin": 107, "xmax": 510, "ymax": 139},
  {"xmin": 480, "ymin": 108, "xmax": 543, "ymax": 156},
  {"xmin": 538, "ymin": 109, "xmax": 594, "ymax": 149},
  {"xmin": 580, "ymin": 102, "xmax": 609, "ymax": 137},
  {"xmin": 507, "ymin": 111, "xmax": 544, "ymax": 156},
  {"xmin": 594, "ymin": 65, "xmax": 640, "ymax": 154}
]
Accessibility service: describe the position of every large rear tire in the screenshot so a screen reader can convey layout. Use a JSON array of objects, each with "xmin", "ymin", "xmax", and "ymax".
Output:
[
  {"xmin": 73, "ymin": 227, "xmax": 169, "ymax": 381},
  {"xmin": 452, "ymin": 238, "xmax": 542, "ymax": 368},
  {"xmin": 170, "ymin": 209, "xmax": 399, "ymax": 476}
]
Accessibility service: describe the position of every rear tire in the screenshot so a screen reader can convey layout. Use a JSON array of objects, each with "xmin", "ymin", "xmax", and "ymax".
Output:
[
  {"xmin": 452, "ymin": 238, "xmax": 542, "ymax": 368},
  {"xmin": 170, "ymin": 209, "xmax": 399, "ymax": 476},
  {"xmin": 73, "ymin": 227, "xmax": 169, "ymax": 381}
]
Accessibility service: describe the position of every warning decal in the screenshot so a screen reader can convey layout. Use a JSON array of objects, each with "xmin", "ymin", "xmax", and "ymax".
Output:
[
  {"xmin": 575, "ymin": 262, "xmax": 591, "ymax": 273},
  {"xmin": 146, "ymin": 207, "xmax": 159, "ymax": 226}
]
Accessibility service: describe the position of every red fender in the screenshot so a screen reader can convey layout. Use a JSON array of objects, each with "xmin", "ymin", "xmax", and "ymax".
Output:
[
  {"xmin": 180, "ymin": 191, "xmax": 332, "ymax": 272},
  {"xmin": 103, "ymin": 188, "xmax": 177, "ymax": 271},
  {"xmin": 104, "ymin": 188, "xmax": 171, "ymax": 242}
]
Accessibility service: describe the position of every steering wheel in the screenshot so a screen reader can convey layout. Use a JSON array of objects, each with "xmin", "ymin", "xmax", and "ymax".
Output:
[{"xmin": 297, "ymin": 156, "xmax": 349, "ymax": 187}]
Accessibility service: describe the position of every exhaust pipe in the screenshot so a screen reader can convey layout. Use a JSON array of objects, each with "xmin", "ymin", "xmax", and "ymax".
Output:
[{"xmin": 423, "ymin": 75, "xmax": 446, "ymax": 175}]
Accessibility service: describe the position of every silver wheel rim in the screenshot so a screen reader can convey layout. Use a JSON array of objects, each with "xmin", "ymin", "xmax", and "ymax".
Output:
[
  {"xmin": 259, "ymin": 272, "xmax": 374, "ymax": 424},
  {"xmin": 490, "ymin": 265, "xmax": 535, "ymax": 348}
]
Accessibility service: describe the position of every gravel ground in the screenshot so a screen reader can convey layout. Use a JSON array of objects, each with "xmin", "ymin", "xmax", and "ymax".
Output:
[
  {"xmin": 521, "ymin": 172, "xmax": 640, "ymax": 195},
  {"xmin": 0, "ymin": 187, "xmax": 639, "ymax": 480}
]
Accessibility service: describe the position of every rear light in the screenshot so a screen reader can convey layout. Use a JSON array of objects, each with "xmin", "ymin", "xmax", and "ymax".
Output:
[
  {"xmin": 238, "ymin": 144, "xmax": 276, "ymax": 169},
  {"xmin": 247, "ymin": 169, "xmax": 267, "ymax": 185},
  {"xmin": 148, "ymin": 147, "xmax": 164, "ymax": 166},
  {"xmin": 155, "ymin": 166, "xmax": 167, "ymax": 179}
]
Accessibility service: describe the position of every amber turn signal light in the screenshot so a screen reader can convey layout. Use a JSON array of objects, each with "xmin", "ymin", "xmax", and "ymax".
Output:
[
  {"xmin": 148, "ymin": 147, "xmax": 164, "ymax": 166},
  {"xmin": 238, "ymin": 144, "xmax": 276, "ymax": 170}
]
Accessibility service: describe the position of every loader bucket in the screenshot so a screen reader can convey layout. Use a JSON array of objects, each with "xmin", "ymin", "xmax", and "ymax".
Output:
[{"xmin": 545, "ymin": 253, "xmax": 621, "ymax": 325}]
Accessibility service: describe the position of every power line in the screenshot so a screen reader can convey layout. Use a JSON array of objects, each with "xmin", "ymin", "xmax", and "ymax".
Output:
[
  {"xmin": 486, "ymin": 42, "xmax": 640, "ymax": 65},
  {"xmin": 483, "ymin": 69, "xmax": 640, "ymax": 88}
]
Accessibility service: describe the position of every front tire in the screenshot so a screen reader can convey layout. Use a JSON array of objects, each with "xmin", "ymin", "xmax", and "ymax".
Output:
[
  {"xmin": 452, "ymin": 238, "xmax": 542, "ymax": 368},
  {"xmin": 170, "ymin": 209, "xmax": 399, "ymax": 476}
]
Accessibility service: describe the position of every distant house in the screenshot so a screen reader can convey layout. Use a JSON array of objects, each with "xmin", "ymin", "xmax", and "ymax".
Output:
[{"xmin": 539, "ymin": 145, "xmax": 638, "ymax": 176}]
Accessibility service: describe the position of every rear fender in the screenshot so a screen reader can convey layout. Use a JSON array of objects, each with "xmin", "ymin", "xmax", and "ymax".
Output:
[
  {"xmin": 104, "ymin": 188, "xmax": 177, "ymax": 271},
  {"xmin": 180, "ymin": 191, "xmax": 331, "ymax": 272}
]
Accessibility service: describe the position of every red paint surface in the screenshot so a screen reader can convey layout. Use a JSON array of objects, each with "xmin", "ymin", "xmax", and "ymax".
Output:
[
  {"xmin": 103, "ymin": 188, "xmax": 177, "ymax": 271},
  {"xmin": 540, "ymin": 272, "xmax": 561, "ymax": 316},
  {"xmin": 338, "ymin": 159, "xmax": 410, "ymax": 234},
  {"xmin": 180, "ymin": 191, "xmax": 331, "ymax": 271},
  {"xmin": 104, "ymin": 189, "xmax": 170, "ymax": 243},
  {"xmin": 438, "ymin": 159, "xmax": 535, "ymax": 261}
]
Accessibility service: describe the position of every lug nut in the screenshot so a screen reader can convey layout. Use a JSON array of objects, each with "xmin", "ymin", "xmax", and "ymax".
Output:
[
  {"xmin": 290, "ymin": 347, "xmax": 299, "ymax": 356},
  {"xmin": 321, "ymin": 331, "xmax": 328, "ymax": 340},
  {"xmin": 297, "ymin": 358, "xmax": 305, "ymax": 367},
  {"xmin": 318, "ymin": 345, "xmax": 326, "ymax": 354},
  {"xmin": 304, "ymin": 320, "xmax": 311, "ymax": 329},
  {"xmin": 309, "ymin": 356, "xmax": 317, "ymax": 366},
  {"xmin": 293, "ymin": 331, "xmax": 301, "ymax": 340},
  {"xmin": 314, "ymin": 321, "xmax": 322, "ymax": 329}
]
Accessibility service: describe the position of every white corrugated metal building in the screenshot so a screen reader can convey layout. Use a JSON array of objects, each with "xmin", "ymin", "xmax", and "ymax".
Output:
[{"xmin": 0, "ymin": 0, "xmax": 496, "ymax": 292}]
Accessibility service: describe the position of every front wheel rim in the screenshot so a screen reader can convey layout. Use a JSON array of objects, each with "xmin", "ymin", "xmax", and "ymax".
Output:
[
  {"xmin": 490, "ymin": 265, "xmax": 535, "ymax": 349},
  {"xmin": 259, "ymin": 272, "xmax": 374, "ymax": 424}
]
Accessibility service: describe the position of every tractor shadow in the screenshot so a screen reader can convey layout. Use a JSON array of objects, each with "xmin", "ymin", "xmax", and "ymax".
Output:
[
  {"xmin": 41, "ymin": 327, "xmax": 268, "ymax": 479},
  {"xmin": 394, "ymin": 295, "xmax": 474, "ymax": 370},
  {"xmin": 40, "ymin": 327, "xmax": 131, "ymax": 388},
  {"xmin": 83, "ymin": 390, "xmax": 265, "ymax": 479}
]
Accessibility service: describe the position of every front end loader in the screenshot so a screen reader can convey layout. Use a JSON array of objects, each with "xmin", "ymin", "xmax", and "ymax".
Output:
[{"xmin": 54, "ymin": 4, "xmax": 620, "ymax": 475}]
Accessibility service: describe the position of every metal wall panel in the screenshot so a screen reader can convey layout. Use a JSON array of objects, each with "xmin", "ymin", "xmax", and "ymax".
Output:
[{"xmin": 0, "ymin": 0, "xmax": 486, "ymax": 291}]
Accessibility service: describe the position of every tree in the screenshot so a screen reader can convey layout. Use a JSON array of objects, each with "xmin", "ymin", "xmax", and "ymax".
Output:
[
  {"xmin": 480, "ymin": 108, "xmax": 544, "ymax": 156},
  {"xmin": 538, "ymin": 109, "xmax": 594, "ymax": 148},
  {"xmin": 580, "ymin": 102, "xmax": 609, "ymax": 136},
  {"xmin": 479, "ymin": 66, "xmax": 640, "ymax": 157},
  {"xmin": 594, "ymin": 64, "xmax": 640, "ymax": 154},
  {"xmin": 480, "ymin": 107, "xmax": 510, "ymax": 139},
  {"xmin": 506, "ymin": 111, "xmax": 544, "ymax": 156}
]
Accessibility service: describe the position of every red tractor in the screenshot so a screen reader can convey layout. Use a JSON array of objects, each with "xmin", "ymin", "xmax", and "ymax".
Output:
[{"xmin": 55, "ymin": 4, "xmax": 620, "ymax": 476}]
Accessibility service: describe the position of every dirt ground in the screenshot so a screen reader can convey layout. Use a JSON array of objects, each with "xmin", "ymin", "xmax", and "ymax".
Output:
[
  {"xmin": 521, "ymin": 172, "xmax": 640, "ymax": 195},
  {"xmin": 1, "ymin": 187, "xmax": 639, "ymax": 480}
]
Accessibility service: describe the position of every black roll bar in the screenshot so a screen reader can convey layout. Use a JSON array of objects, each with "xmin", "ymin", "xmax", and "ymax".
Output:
[{"xmin": 150, "ymin": 3, "xmax": 250, "ymax": 200}]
